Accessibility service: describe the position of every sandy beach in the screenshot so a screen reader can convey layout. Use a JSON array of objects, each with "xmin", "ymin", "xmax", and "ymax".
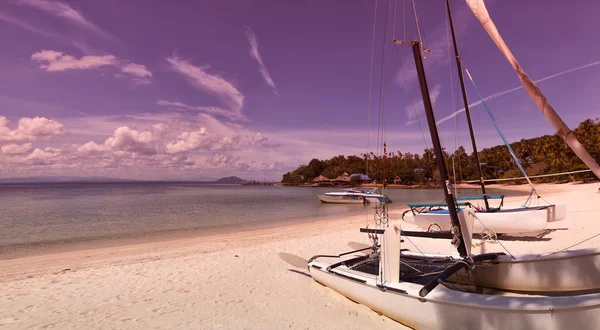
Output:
[{"xmin": 1, "ymin": 182, "xmax": 599, "ymax": 329}]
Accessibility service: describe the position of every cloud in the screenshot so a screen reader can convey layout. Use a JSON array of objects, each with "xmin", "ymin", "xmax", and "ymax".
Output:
[
  {"xmin": 245, "ymin": 27, "xmax": 278, "ymax": 94},
  {"xmin": 1, "ymin": 143, "xmax": 32, "ymax": 155},
  {"xmin": 103, "ymin": 124, "xmax": 168, "ymax": 155},
  {"xmin": 32, "ymin": 50, "xmax": 117, "ymax": 72},
  {"xmin": 406, "ymin": 84, "xmax": 441, "ymax": 119},
  {"xmin": 434, "ymin": 60, "xmax": 600, "ymax": 126},
  {"xmin": 0, "ymin": 116, "xmax": 65, "ymax": 143},
  {"xmin": 121, "ymin": 63, "xmax": 153, "ymax": 84},
  {"xmin": 156, "ymin": 100, "xmax": 248, "ymax": 122},
  {"xmin": 166, "ymin": 55, "xmax": 245, "ymax": 114},
  {"xmin": 17, "ymin": 0, "xmax": 112, "ymax": 39}
]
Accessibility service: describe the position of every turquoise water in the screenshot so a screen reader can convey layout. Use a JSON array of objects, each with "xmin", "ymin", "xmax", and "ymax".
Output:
[{"xmin": 0, "ymin": 182, "xmax": 525, "ymax": 259}]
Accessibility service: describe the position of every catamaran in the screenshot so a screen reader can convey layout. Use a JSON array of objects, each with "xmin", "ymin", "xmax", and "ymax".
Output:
[
  {"xmin": 399, "ymin": 0, "xmax": 567, "ymax": 236},
  {"xmin": 317, "ymin": 187, "xmax": 391, "ymax": 204},
  {"xmin": 303, "ymin": 1, "xmax": 600, "ymax": 328}
]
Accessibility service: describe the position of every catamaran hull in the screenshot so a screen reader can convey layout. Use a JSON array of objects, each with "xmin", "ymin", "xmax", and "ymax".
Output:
[
  {"xmin": 404, "ymin": 207, "xmax": 551, "ymax": 234},
  {"xmin": 309, "ymin": 261, "xmax": 600, "ymax": 330},
  {"xmin": 317, "ymin": 194, "xmax": 365, "ymax": 204},
  {"xmin": 401, "ymin": 248, "xmax": 600, "ymax": 292}
]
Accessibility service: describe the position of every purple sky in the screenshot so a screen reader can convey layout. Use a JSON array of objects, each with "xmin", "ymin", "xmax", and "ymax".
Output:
[{"xmin": 0, "ymin": 0, "xmax": 599, "ymax": 180}]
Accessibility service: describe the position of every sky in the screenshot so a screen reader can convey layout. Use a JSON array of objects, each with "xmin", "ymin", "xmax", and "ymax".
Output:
[{"xmin": 0, "ymin": 0, "xmax": 599, "ymax": 180}]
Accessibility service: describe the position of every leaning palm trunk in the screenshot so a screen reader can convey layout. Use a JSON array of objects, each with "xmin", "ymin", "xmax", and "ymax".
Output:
[{"xmin": 465, "ymin": 0, "xmax": 600, "ymax": 180}]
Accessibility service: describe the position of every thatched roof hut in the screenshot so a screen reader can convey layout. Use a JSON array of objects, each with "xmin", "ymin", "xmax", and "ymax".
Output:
[
  {"xmin": 312, "ymin": 175, "xmax": 330, "ymax": 182},
  {"xmin": 334, "ymin": 172, "xmax": 351, "ymax": 182}
]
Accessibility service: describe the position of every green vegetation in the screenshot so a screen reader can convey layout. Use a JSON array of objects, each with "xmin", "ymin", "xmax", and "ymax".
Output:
[{"xmin": 281, "ymin": 118, "xmax": 600, "ymax": 185}]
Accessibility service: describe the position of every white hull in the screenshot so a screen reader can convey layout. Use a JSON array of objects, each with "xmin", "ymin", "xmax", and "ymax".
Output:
[
  {"xmin": 401, "ymin": 248, "xmax": 600, "ymax": 292},
  {"xmin": 310, "ymin": 261, "xmax": 600, "ymax": 330},
  {"xmin": 317, "ymin": 194, "xmax": 365, "ymax": 204},
  {"xmin": 403, "ymin": 206, "xmax": 566, "ymax": 234}
]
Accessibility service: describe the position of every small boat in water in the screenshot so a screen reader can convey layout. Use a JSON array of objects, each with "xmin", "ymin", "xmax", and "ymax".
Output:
[{"xmin": 317, "ymin": 187, "xmax": 391, "ymax": 204}]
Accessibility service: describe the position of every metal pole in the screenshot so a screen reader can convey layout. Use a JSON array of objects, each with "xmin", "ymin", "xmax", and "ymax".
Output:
[
  {"xmin": 408, "ymin": 41, "xmax": 468, "ymax": 257},
  {"xmin": 446, "ymin": 0, "xmax": 489, "ymax": 210}
]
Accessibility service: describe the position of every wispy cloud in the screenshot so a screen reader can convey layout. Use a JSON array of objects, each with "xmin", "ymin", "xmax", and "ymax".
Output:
[
  {"xmin": 156, "ymin": 100, "xmax": 248, "ymax": 122},
  {"xmin": 245, "ymin": 27, "xmax": 278, "ymax": 94},
  {"xmin": 434, "ymin": 60, "xmax": 600, "ymax": 126},
  {"xmin": 31, "ymin": 50, "xmax": 116, "ymax": 71},
  {"xmin": 17, "ymin": 0, "xmax": 112, "ymax": 39},
  {"xmin": 406, "ymin": 84, "xmax": 441, "ymax": 119},
  {"xmin": 0, "ymin": 12, "xmax": 93, "ymax": 53},
  {"xmin": 121, "ymin": 63, "xmax": 153, "ymax": 85},
  {"xmin": 166, "ymin": 55, "xmax": 245, "ymax": 116}
]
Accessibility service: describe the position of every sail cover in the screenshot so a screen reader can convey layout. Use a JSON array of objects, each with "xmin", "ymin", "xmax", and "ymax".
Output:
[{"xmin": 465, "ymin": 0, "xmax": 600, "ymax": 180}]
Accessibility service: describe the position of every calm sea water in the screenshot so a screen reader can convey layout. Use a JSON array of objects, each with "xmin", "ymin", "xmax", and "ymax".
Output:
[{"xmin": 0, "ymin": 182, "xmax": 526, "ymax": 259}]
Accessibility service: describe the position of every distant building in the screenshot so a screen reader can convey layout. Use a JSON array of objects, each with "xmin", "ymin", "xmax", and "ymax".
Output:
[
  {"xmin": 334, "ymin": 172, "xmax": 351, "ymax": 182},
  {"xmin": 350, "ymin": 173, "xmax": 373, "ymax": 183},
  {"xmin": 393, "ymin": 176, "xmax": 401, "ymax": 184},
  {"xmin": 312, "ymin": 175, "xmax": 330, "ymax": 182}
]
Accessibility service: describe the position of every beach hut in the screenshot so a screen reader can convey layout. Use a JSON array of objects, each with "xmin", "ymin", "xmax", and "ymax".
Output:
[
  {"xmin": 350, "ymin": 173, "xmax": 373, "ymax": 183},
  {"xmin": 312, "ymin": 175, "xmax": 330, "ymax": 182},
  {"xmin": 334, "ymin": 172, "xmax": 351, "ymax": 182}
]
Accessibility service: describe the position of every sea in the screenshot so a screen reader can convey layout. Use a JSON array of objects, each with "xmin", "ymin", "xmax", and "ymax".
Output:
[{"xmin": 0, "ymin": 182, "xmax": 527, "ymax": 260}]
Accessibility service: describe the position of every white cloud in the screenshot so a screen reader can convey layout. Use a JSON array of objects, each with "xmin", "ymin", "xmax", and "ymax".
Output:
[
  {"xmin": 1, "ymin": 143, "xmax": 32, "ymax": 155},
  {"xmin": 0, "ymin": 116, "xmax": 65, "ymax": 143},
  {"xmin": 121, "ymin": 63, "xmax": 152, "ymax": 84},
  {"xmin": 166, "ymin": 55, "xmax": 245, "ymax": 115},
  {"xmin": 245, "ymin": 27, "xmax": 278, "ymax": 94},
  {"xmin": 405, "ymin": 84, "xmax": 441, "ymax": 119},
  {"xmin": 32, "ymin": 50, "xmax": 117, "ymax": 72},
  {"xmin": 18, "ymin": 0, "xmax": 112, "ymax": 39},
  {"xmin": 156, "ymin": 100, "xmax": 248, "ymax": 122},
  {"xmin": 103, "ymin": 126, "xmax": 165, "ymax": 155}
]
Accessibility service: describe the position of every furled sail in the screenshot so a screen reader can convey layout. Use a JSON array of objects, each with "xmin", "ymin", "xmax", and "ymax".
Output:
[{"xmin": 465, "ymin": 0, "xmax": 600, "ymax": 180}]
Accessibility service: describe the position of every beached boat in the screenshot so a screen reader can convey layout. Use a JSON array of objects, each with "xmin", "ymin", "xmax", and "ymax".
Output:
[
  {"xmin": 304, "ymin": 1, "xmax": 600, "ymax": 326},
  {"xmin": 317, "ymin": 187, "xmax": 391, "ymax": 204},
  {"xmin": 402, "ymin": 199, "xmax": 566, "ymax": 235}
]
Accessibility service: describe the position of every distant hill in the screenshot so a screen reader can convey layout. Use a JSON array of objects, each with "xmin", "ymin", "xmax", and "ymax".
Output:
[{"xmin": 214, "ymin": 176, "xmax": 244, "ymax": 184}]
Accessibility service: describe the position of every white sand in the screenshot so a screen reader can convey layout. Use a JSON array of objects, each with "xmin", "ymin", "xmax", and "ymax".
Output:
[{"xmin": 1, "ymin": 183, "xmax": 599, "ymax": 329}]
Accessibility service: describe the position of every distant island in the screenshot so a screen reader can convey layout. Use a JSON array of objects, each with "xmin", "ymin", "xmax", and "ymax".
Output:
[
  {"xmin": 282, "ymin": 118, "xmax": 600, "ymax": 186},
  {"xmin": 214, "ymin": 176, "xmax": 244, "ymax": 184}
]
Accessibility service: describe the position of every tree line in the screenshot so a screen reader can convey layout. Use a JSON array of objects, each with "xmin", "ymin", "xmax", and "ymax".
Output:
[{"xmin": 281, "ymin": 118, "xmax": 600, "ymax": 185}]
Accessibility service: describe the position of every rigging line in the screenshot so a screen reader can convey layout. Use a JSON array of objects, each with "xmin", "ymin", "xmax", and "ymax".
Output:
[
  {"xmin": 402, "ymin": 0, "xmax": 406, "ymax": 41},
  {"xmin": 395, "ymin": 48, "xmax": 429, "ymax": 149},
  {"xmin": 376, "ymin": 0, "xmax": 391, "ymax": 158},
  {"xmin": 392, "ymin": 0, "xmax": 398, "ymax": 41},
  {"xmin": 410, "ymin": 0, "xmax": 424, "ymax": 45},
  {"xmin": 366, "ymin": 0, "xmax": 379, "ymax": 179},
  {"xmin": 460, "ymin": 169, "xmax": 593, "ymax": 183},
  {"xmin": 542, "ymin": 232, "xmax": 600, "ymax": 258},
  {"xmin": 473, "ymin": 214, "xmax": 516, "ymax": 260},
  {"xmin": 463, "ymin": 65, "xmax": 537, "ymax": 193},
  {"xmin": 400, "ymin": 231, "xmax": 459, "ymax": 290}
]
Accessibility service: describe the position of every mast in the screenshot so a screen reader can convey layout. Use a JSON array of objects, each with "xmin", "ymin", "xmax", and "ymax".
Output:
[
  {"xmin": 465, "ymin": 0, "xmax": 600, "ymax": 180},
  {"xmin": 393, "ymin": 40, "xmax": 468, "ymax": 257},
  {"xmin": 445, "ymin": 0, "xmax": 489, "ymax": 210}
]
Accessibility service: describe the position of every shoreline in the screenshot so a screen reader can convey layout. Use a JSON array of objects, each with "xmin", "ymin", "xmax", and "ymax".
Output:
[{"xmin": 1, "ymin": 182, "xmax": 599, "ymax": 329}]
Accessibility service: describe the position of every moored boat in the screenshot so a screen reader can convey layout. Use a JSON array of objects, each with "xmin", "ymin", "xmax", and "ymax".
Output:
[{"xmin": 317, "ymin": 187, "xmax": 391, "ymax": 204}]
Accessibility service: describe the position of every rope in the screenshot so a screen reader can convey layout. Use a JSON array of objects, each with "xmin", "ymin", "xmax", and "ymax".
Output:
[
  {"xmin": 463, "ymin": 67, "xmax": 535, "ymax": 191},
  {"xmin": 376, "ymin": 0, "xmax": 391, "ymax": 158},
  {"xmin": 392, "ymin": 0, "xmax": 398, "ymax": 40},
  {"xmin": 473, "ymin": 214, "xmax": 516, "ymax": 260},
  {"xmin": 543, "ymin": 232, "xmax": 600, "ymax": 257},
  {"xmin": 410, "ymin": 0, "xmax": 424, "ymax": 51},
  {"xmin": 400, "ymin": 231, "xmax": 459, "ymax": 290},
  {"xmin": 460, "ymin": 169, "xmax": 593, "ymax": 183},
  {"xmin": 366, "ymin": 0, "xmax": 379, "ymax": 181}
]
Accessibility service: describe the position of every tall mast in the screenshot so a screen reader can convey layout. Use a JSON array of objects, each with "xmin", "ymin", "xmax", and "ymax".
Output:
[
  {"xmin": 394, "ymin": 40, "xmax": 468, "ymax": 257},
  {"xmin": 445, "ymin": 0, "xmax": 490, "ymax": 210}
]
